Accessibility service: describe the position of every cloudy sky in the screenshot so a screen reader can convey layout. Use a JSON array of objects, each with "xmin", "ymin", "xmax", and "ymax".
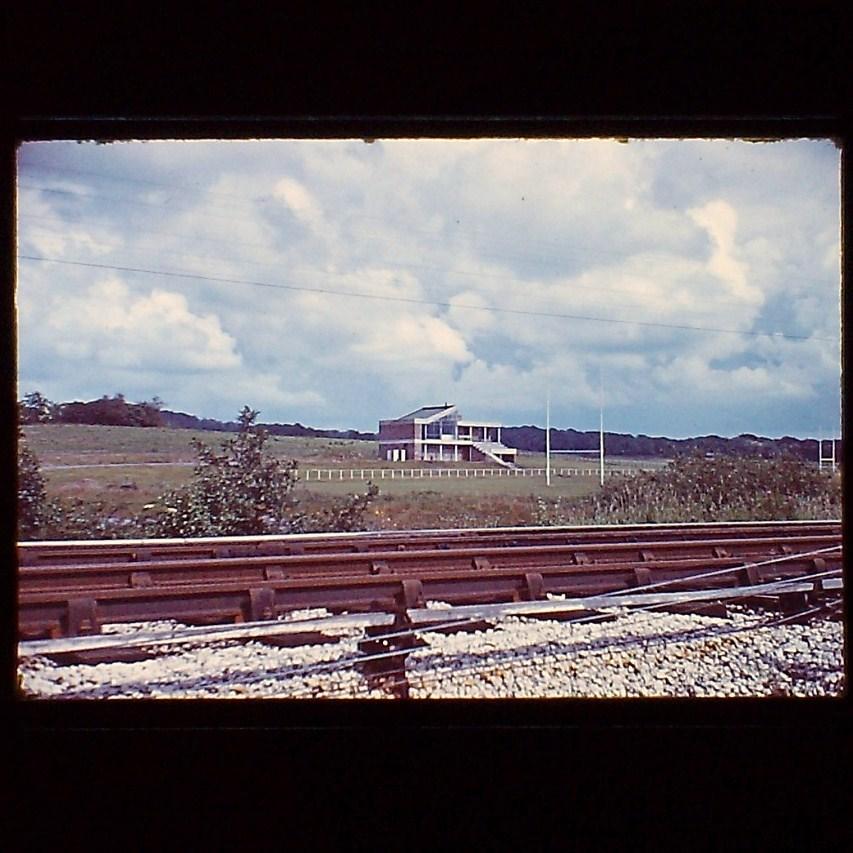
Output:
[{"xmin": 16, "ymin": 138, "xmax": 841, "ymax": 439}]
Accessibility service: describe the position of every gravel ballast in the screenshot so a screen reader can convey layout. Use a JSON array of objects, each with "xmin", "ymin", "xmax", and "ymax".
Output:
[{"xmin": 17, "ymin": 605, "xmax": 845, "ymax": 700}]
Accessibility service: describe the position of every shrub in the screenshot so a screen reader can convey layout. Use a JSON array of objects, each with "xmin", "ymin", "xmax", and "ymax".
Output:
[
  {"xmin": 142, "ymin": 407, "xmax": 300, "ymax": 537},
  {"xmin": 40, "ymin": 498, "xmax": 146, "ymax": 540},
  {"xmin": 535, "ymin": 454, "xmax": 841, "ymax": 525},
  {"xmin": 286, "ymin": 483, "xmax": 381, "ymax": 534},
  {"xmin": 17, "ymin": 428, "xmax": 52, "ymax": 539},
  {"xmin": 143, "ymin": 406, "xmax": 378, "ymax": 537}
]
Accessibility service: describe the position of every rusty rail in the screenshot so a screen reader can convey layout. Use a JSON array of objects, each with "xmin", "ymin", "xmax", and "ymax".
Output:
[
  {"xmin": 18, "ymin": 533, "xmax": 839, "ymax": 594},
  {"xmin": 17, "ymin": 519, "xmax": 841, "ymax": 566},
  {"xmin": 17, "ymin": 523, "xmax": 842, "ymax": 640}
]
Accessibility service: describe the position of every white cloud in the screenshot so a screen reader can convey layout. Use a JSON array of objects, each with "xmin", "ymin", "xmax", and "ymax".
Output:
[
  {"xmin": 688, "ymin": 199, "xmax": 762, "ymax": 307},
  {"xmin": 446, "ymin": 290, "xmax": 496, "ymax": 335},
  {"xmin": 42, "ymin": 277, "xmax": 241, "ymax": 370},
  {"xmin": 273, "ymin": 176, "xmax": 323, "ymax": 226},
  {"xmin": 351, "ymin": 314, "xmax": 472, "ymax": 367}
]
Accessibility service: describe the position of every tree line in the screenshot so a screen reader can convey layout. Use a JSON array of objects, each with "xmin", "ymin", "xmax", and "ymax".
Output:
[
  {"xmin": 501, "ymin": 425, "xmax": 837, "ymax": 463},
  {"xmin": 18, "ymin": 390, "xmax": 838, "ymax": 461},
  {"xmin": 18, "ymin": 391, "xmax": 165, "ymax": 427},
  {"xmin": 18, "ymin": 391, "xmax": 375, "ymax": 440}
]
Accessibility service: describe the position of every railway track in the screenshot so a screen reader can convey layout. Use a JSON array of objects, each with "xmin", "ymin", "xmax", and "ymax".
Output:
[
  {"xmin": 18, "ymin": 521, "xmax": 843, "ymax": 641},
  {"xmin": 17, "ymin": 519, "xmax": 841, "ymax": 565}
]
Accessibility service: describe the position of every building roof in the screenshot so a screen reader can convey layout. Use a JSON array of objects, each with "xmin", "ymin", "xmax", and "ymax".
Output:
[{"xmin": 397, "ymin": 404, "xmax": 456, "ymax": 421}]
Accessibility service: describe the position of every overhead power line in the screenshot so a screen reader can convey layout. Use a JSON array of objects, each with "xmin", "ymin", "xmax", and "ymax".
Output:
[
  {"xmin": 19, "ymin": 212, "xmax": 773, "ymax": 311},
  {"xmin": 17, "ymin": 254, "xmax": 836, "ymax": 342},
  {"xmin": 18, "ymin": 175, "xmax": 840, "ymax": 288}
]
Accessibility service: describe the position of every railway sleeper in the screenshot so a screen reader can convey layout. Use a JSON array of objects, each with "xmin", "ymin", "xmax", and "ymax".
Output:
[
  {"xmin": 653, "ymin": 602, "xmax": 729, "ymax": 619},
  {"xmin": 434, "ymin": 590, "xmax": 520, "ymax": 606},
  {"xmin": 46, "ymin": 647, "xmax": 159, "ymax": 666},
  {"xmin": 422, "ymin": 619, "xmax": 497, "ymax": 635},
  {"xmin": 259, "ymin": 631, "xmax": 342, "ymax": 648},
  {"xmin": 18, "ymin": 620, "xmax": 62, "ymax": 641},
  {"xmin": 169, "ymin": 608, "xmax": 246, "ymax": 627},
  {"xmin": 524, "ymin": 608, "xmax": 619, "ymax": 624}
]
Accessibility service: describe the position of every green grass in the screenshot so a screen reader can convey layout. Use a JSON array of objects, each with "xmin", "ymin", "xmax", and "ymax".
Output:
[
  {"xmin": 42, "ymin": 464, "xmax": 195, "ymax": 515},
  {"xmin": 22, "ymin": 424, "xmax": 377, "ymax": 466},
  {"xmin": 23, "ymin": 423, "xmax": 677, "ymax": 532},
  {"xmin": 297, "ymin": 471, "xmax": 600, "ymax": 499},
  {"xmin": 518, "ymin": 452, "xmax": 669, "ymax": 471}
]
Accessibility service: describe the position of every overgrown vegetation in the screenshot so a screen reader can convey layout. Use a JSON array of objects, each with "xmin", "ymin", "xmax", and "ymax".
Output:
[
  {"xmin": 534, "ymin": 454, "xmax": 842, "ymax": 525},
  {"xmin": 17, "ymin": 407, "xmax": 379, "ymax": 540},
  {"xmin": 17, "ymin": 428, "xmax": 52, "ymax": 538}
]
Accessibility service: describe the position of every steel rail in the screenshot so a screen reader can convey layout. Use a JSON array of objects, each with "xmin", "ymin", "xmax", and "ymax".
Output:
[
  {"xmin": 18, "ymin": 570, "xmax": 842, "ymax": 659},
  {"xmin": 17, "ymin": 533, "xmax": 840, "ymax": 595},
  {"xmin": 344, "ymin": 549, "xmax": 845, "ymax": 644},
  {"xmin": 18, "ymin": 519, "xmax": 841, "ymax": 566},
  {"xmin": 18, "ymin": 548, "xmax": 841, "ymax": 639}
]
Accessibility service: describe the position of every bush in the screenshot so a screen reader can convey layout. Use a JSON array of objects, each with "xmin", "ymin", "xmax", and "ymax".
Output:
[
  {"xmin": 17, "ymin": 428, "xmax": 52, "ymax": 539},
  {"xmin": 143, "ymin": 406, "xmax": 378, "ymax": 537},
  {"xmin": 142, "ymin": 407, "xmax": 298, "ymax": 537},
  {"xmin": 535, "ymin": 454, "xmax": 842, "ymax": 525},
  {"xmin": 40, "ymin": 498, "xmax": 146, "ymax": 540},
  {"xmin": 286, "ymin": 482, "xmax": 380, "ymax": 534}
]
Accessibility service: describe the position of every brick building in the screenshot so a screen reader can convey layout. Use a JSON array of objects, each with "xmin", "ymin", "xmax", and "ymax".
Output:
[{"xmin": 378, "ymin": 404, "xmax": 518, "ymax": 466}]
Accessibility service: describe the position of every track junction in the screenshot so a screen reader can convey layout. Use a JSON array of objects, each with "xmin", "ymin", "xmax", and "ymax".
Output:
[{"xmin": 17, "ymin": 520, "xmax": 843, "ymax": 698}]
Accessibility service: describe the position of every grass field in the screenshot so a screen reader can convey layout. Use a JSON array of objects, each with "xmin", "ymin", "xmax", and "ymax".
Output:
[
  {"xmin": 22, "ymin": 423, "xmax": 377, "ymax": 466},
  {"xmin": 21, "ymin": 424, "xmax": 669, "ymax": 531}
]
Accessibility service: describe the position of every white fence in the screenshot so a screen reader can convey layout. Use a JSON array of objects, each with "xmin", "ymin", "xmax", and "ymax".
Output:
[{"xmin": 301, "ymin": 467, "xmax": 645, "ymax": 482}]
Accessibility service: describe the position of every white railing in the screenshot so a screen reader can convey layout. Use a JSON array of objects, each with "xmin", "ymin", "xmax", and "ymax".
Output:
[{"xmin": 299, "ymin": 467, "xmax": 646, "ymax": 482}]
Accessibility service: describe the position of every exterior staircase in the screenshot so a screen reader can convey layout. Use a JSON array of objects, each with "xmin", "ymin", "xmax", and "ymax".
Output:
[{"xmin": 472, "ymin": 441, "xmax": 520, "ymax": 469}]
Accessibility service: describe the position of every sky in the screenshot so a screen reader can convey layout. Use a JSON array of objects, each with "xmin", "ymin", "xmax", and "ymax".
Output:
[{"xmin": 15, "ymin": 138, "xmax": 842, "ymax": 439}]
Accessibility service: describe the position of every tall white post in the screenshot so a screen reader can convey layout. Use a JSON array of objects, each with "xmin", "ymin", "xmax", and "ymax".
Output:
[{"xmin": 546, "ymin": 388, "xmax": 551, "ymax": 487}]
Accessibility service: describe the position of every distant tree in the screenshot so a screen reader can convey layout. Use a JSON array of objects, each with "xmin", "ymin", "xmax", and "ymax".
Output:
[
  {"xmin": 19, "ymin": 391, "xmax": 56, "ymax": 424},
  {"xmin": 55, "ymin": 394, "xmax": 164, "ymax": 427},
  {"xmin": 128, "ymin": 398, "xmax": 165, "ymax": 427}
]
